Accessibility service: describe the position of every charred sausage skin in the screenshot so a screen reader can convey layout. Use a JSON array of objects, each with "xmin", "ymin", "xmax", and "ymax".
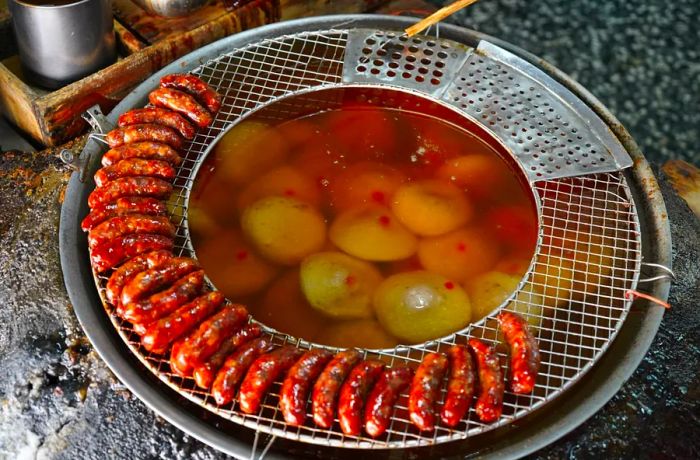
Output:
[
  {"xmin": 338, "ymin": 359, "xmax": 385, "ymax": 436},
  {"xmin": 364, "ymin": 366, "xmax": 413, "ymax": 438},
  {"xmin": 440, "ymin": 344, "xmax": 476, "ymax": 427},
  {"xmin": 94, "ymin": 159, "xmax": 176, "ymax": 187},
  {"xmin": 408, "ymin": 352, "xmax": 448, "ymax": 431},
  {"xmin": 468, "ymin": 338, "xmax": 505, "ymax": 423},
  {"xmin": 87, "ymin": 176, "xmax": 172, "ymax": 209},
  {"xmin": 279, "ymin": 349, "xmax": 333, "ymax": 426},
  {"xmin": 149, "ymin": 88, "xmax": 213, "ymax": 129},
  {"xmin": 497, "ymin": 311, "xmax": 540, "ymax": 394},
  {"xmin": 211, "ymin": 338, "xmax": 274, "ymax": 406},
  {"xmin": 90, "ymin": 234, "xmax": 173, "ymax": 273},
  {"xmin": 82, "ymin": 197, "xmax": 167, "ymax": 232},
  {"xmin": 238, "ymin": 346, "xmax": 305, "ymax": 414},
  {"xmin": 118, "ymin": 107, "xmax": 196, "ymax": 139},
  {"xmin": 105, "ymin": 249, "xmax": 172, "ymax": 307},
  {"xmin": 311, "ymin": 349, "xmax": 363, "ymax": 429},
  {"xmin": 88, "ymin": 214, "xmax": 175, "ymax": 250},
  {"xmin": 120, "ymin": 257, "xmax": 200, "ymax": 307},
  {"xmin": 101, "ymin": 142, "xmax": 182, "ymax": 167},
  {"xmin": 105, "ymin": 123, "xmax": 183, "ymax": 150},
  {"xmin": 160, "ymin": 74, "xmax": 222, "ymax": 114}
]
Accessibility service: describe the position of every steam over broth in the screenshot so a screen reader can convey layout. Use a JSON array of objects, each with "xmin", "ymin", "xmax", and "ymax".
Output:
[{"xmin": 189, "ymin": 90, "xmax": 537, "ymax": 348}]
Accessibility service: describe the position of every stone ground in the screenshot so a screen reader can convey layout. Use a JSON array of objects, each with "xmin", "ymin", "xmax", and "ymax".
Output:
[{"xmin": 0, "ymin": 0, "xmax": 698, "ymax": 458}]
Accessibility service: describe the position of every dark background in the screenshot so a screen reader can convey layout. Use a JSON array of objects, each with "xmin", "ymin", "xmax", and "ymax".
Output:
[{"xmin": 0, "ymin": 0, "xmax": 698, "ymax": 458}]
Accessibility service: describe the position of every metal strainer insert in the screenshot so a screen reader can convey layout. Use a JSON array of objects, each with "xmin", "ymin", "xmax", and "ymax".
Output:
[{"xmin": 88, "ymin": 28, "xmax": 642, "ymax": 449}]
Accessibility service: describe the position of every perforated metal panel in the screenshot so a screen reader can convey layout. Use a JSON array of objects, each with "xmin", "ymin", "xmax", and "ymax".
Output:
[{"xmin": 88, "ymin": 28, "xmax": 642, "ymax": 449}]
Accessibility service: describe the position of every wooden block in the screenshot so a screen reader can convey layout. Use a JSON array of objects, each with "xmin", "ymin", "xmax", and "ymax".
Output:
[{"xmin": 662, "ymin": 160, "xmax": 700, "ymax": 218}]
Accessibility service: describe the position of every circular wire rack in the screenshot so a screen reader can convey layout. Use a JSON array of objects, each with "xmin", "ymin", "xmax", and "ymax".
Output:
[{"xmin": 89, "ymin": 28, "xmax": 642, "ymax": 449}]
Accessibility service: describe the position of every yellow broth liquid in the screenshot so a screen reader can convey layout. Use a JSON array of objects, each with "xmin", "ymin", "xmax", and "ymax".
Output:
[{"xmin": 189, "ymin": 100, "xmax": 537, "ymax": 348}]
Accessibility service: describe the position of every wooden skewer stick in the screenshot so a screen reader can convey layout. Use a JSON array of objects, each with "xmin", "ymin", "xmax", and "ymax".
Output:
[{"xmin": 404, "ymin": 0, "xmax": 481, "ymax": 37}]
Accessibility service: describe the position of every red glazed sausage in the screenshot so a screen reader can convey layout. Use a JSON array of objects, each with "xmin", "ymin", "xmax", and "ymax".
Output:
[
  {"xmin": 81, "ymin": 197, "xmax": 167, "ymax": 232},
  {"xmin": 440, "ymin": 344, "xmax": 476, "ymax": 427},
  {"xmin": 141, "ymin": 291, "xmax": 224, "ymax": 354},
  {"xmin": 160, "ymin": 73, "xmax": 222, "ymax": 114},
  {"xmin": 311, "ymin": 349, "xmax": 363, "ymax": 429},
  {"xmin": 338, "ymin": 359, "xmax": 385, "ymax": 436},
  {"xmin": 105, "ymin": 124, "xmax": 183, "ymax": 149},
  {"xmin": 88, "ymin": 214, "xmax": 175, "ymax": 250},
  {"xmin": 211, "ymin": 338, "xmax": 274, "ymax": 406},
  {"xmin": 121, "ymin": 270, "xmax": 205, "ymax": 324},
  {"xmin": 497, "ymin": 311, "xmax": 540, "ymax": 394},
  {"xmin": 279, "ymin": 349, "xmax": 333, "ymax": 426},
  {"xmin": 170, "ymin": 304, "xmax": 249, "ymax": 377},
  {"xmin": 408, "ymin": 352, "xmax": 448, "ymax": 431},
  {"xmin": 238, "ymin": 346, "xmax": 305, "ymax": 414},
  {"xmin": 193, "ymin": 324, "xmax": 262, "ymax": 389},
  {"xmin": 118, "ymin": 107, "xmax": 196, "ymax": 139},
  {"xmin": 101, "ymin": 142, "xmax": 182, "ymax": 167},
  {"xmin": 149, "ymin": 88, "xmax": 213, "ymax": 129},
  {"xmin": 468, "ymin": 338, "xmax": 505, "ymax": 423},
  {"xmin": 87, "ymin": 176, "xmax": 172, "ymax": 209},
  {"xmin": 120, "ymin": 257, "xmax": 200, "ymax": 307},
  {"xmin": 364, "ymin": 366, "xmax": 413, "ymax": 438},
  {"xmin": 90, "ymin": 234, "xmax": 173, "ymax": 274},
  {"xmin": 105, "ymin": 249, "xmax": 172, "ymax": 308},
  {"xmin": 94, "ymin": 159, "xmax": 176, "ymax": 187}
]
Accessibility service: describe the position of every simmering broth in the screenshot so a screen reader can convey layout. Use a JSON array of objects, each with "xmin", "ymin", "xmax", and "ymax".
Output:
[{"xmin": 189, "ymin": 88, "xmax": 537, "ymax": 348}]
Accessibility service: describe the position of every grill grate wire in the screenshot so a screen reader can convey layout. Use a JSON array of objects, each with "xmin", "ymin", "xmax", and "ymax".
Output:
[{"xmin": 90, "ymin": 30, "xmax": 642, "ymax": 449}]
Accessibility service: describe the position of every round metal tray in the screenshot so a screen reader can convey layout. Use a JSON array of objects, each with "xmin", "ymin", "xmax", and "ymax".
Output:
[{"xmin": 60, "ymin": 15, "xmax": 671, "ymax": 459}]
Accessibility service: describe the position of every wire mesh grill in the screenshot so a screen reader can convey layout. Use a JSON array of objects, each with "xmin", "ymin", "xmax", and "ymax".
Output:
[{"xmin": 89, "ymin": 29, "xmax": 642, "ymax": 448}]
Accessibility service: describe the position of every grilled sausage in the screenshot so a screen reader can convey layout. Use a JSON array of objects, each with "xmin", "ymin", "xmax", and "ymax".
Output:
[
  {"xmin": 170, "ymin": 304, "xmax": 249, "ymax": 377},
  {"xmin": 101, "ymin": 142, "xmax": 182, "ymax": 167},
  {"xmin": 280, "ymin": 349, "xmax": 333, "ymax": 426},
  {"xmin": 440, "ymin": 344, "xmax": 476, "ymax": 427},
  {"xmin": 88, "ymin": 214, "xmax": 175, "ymax": 250},
  {"xmin": 149, "ymin": 88, "xmax": 213, "ymax": 129},
  {"xmin": 118, "ymin": 107, "xmax": 196, "ymax": 139},
  {"xmin": 497, "ymin": 311, "xmax": 540, "ymax": 394},
  {"xmin": 338, "ymin": 360, "xmax": 385, "ymax": 436},
  {"xmin": 160, "ymin": 74, "xmax": 222, "ymax": 114},
  {"xmin": 94, "ymin": 159, "xmax": 176, "ymax": 187},
  {"xmin": 311, "ymin": 349, "xmax": 363, "ymax": 429},
  {"xmin": 81, "ymin": 197, "xmax": 167, "ymax": 232},
  {"xmin": 468, "ymin": 338, "xmax": 505, "ymax": 423},
  {"xmin": 141, "ymin": 291, "xmax": 224, "ymax": 354},
  {"xmin": 90, "ymin": 234, "xmax": 173, "ymax": 273},
  {"xmin": 121, "ymin": 270, "xmax": 205, "ymax": 324},
  {"xmin": 105, "ymin": 124, "xmax": 184, "ymax": 150},
  {"xmin": 105, "ymin": 249, "xmax": 172, "ymax": 308},
  {"xmin": 120, "ymin": 257, "xmax": 200, "ymax": 307},
  {"xmin": 238, "ymin": 346, "xmax": 305, "ymax": 414},
  {"xmin": 364, "ymin": 366, "xmax": 413, "ymax": 438},
  {"xmin": 408, "ymin": 352, "xmax": 448, "ymax": 431},
  {"xmin": 211, "ymin": 338, "xmax": 274, "ymax": 406},
  {"xmin": 193, "ymin": 324, "xmax": 262, "ymax": 389},
  {"xmin": 87, "ymin": 176, "xmax": 172, "ymax": 209}
]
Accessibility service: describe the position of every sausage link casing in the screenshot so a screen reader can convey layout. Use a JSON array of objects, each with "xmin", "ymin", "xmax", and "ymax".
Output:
[
  {"xmin": 149, "ymin": 88, "xmax": 213, "ymax": 128},
  {"xmin": 193, "ymin": 324, "xmax": 262, "ymax": 389},
  {"xmin": 106, "ymin": 249, "xmax": 172, "ymax": 309},
  {"xmin": 211, "ymin": 338, "xmax": 274, "ymax": 406},
  {"xmin": 90, "ymin": 234, "xmax": 173, "ymax": 273},
  {"xmin": 160, "ymin": 74, "xmax": 222, "ymax": 114},
  {"xmin": 170, "ymin": 304, "xmax": 249, "ymax": 377},
  {"xmin": 239, "ymin": 346, "xmax": 305, "ymax": 414},
  {"xmin": 408, "ymin": 352, "xmax": 448, "ymax": 431},
  {"xmin": 81, "ymin": 197, "xmax": 167, "ymax": 232},
  {"xmin": 338, "ymin": 360, "xmax": 385, "ymax": 436},
  {"xmin": 497, "ymin": 311, "xmax": 540, "ymax": 394},
  {"xmin": 94, "ymin": 159, "xmax": 176, "ymax": 187},
  {"xmin": 120, "ymin": 257, "xmax": 200, "ymax": 307},
  {"xmin": 311, "ymin": 349, "xmax": 362, "ymax": 429},
  {"xmin": 87, "ymin": 176, "xmax": 172, "ymax": 209},
  {"xmin": 88, "ymin": 214, "xmax": 175, "ymax": 250},
  {"xmin": 468, "ymin": 338, "xmax": 505, "ymax": 423},
  {"xmin": 118, "ymin": 107, "xmax": 196, "ymax": 139},
  {"xmin": 105, "ymin": 124, "xmax": 183, "ymax": 150},
  {"xmin": 280, "ymin": 349, "xmax": 333, "ymax": 426},
  {"xmin": 121, "ymin": 270, "xmax": 205, "ymax": 324},
  {"xmin": 440, "ymin": 344, "xmax": 476, "ymax": 427},
  {"xmin": 141, "ymin": 291, "xmax": 224, "ymax": 354},
  {"xmin": 101, "ymin": 142, "xmax": 182, "ymax": 167},
  {"xmin": 364, "ymin": 366, "xmax": 413, "ymax": 438}
]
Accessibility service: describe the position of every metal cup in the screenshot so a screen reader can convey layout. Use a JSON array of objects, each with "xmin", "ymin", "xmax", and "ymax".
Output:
[{"xmin": 8, "ymin": 0, "xmax": 117, "ymax": 89}]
